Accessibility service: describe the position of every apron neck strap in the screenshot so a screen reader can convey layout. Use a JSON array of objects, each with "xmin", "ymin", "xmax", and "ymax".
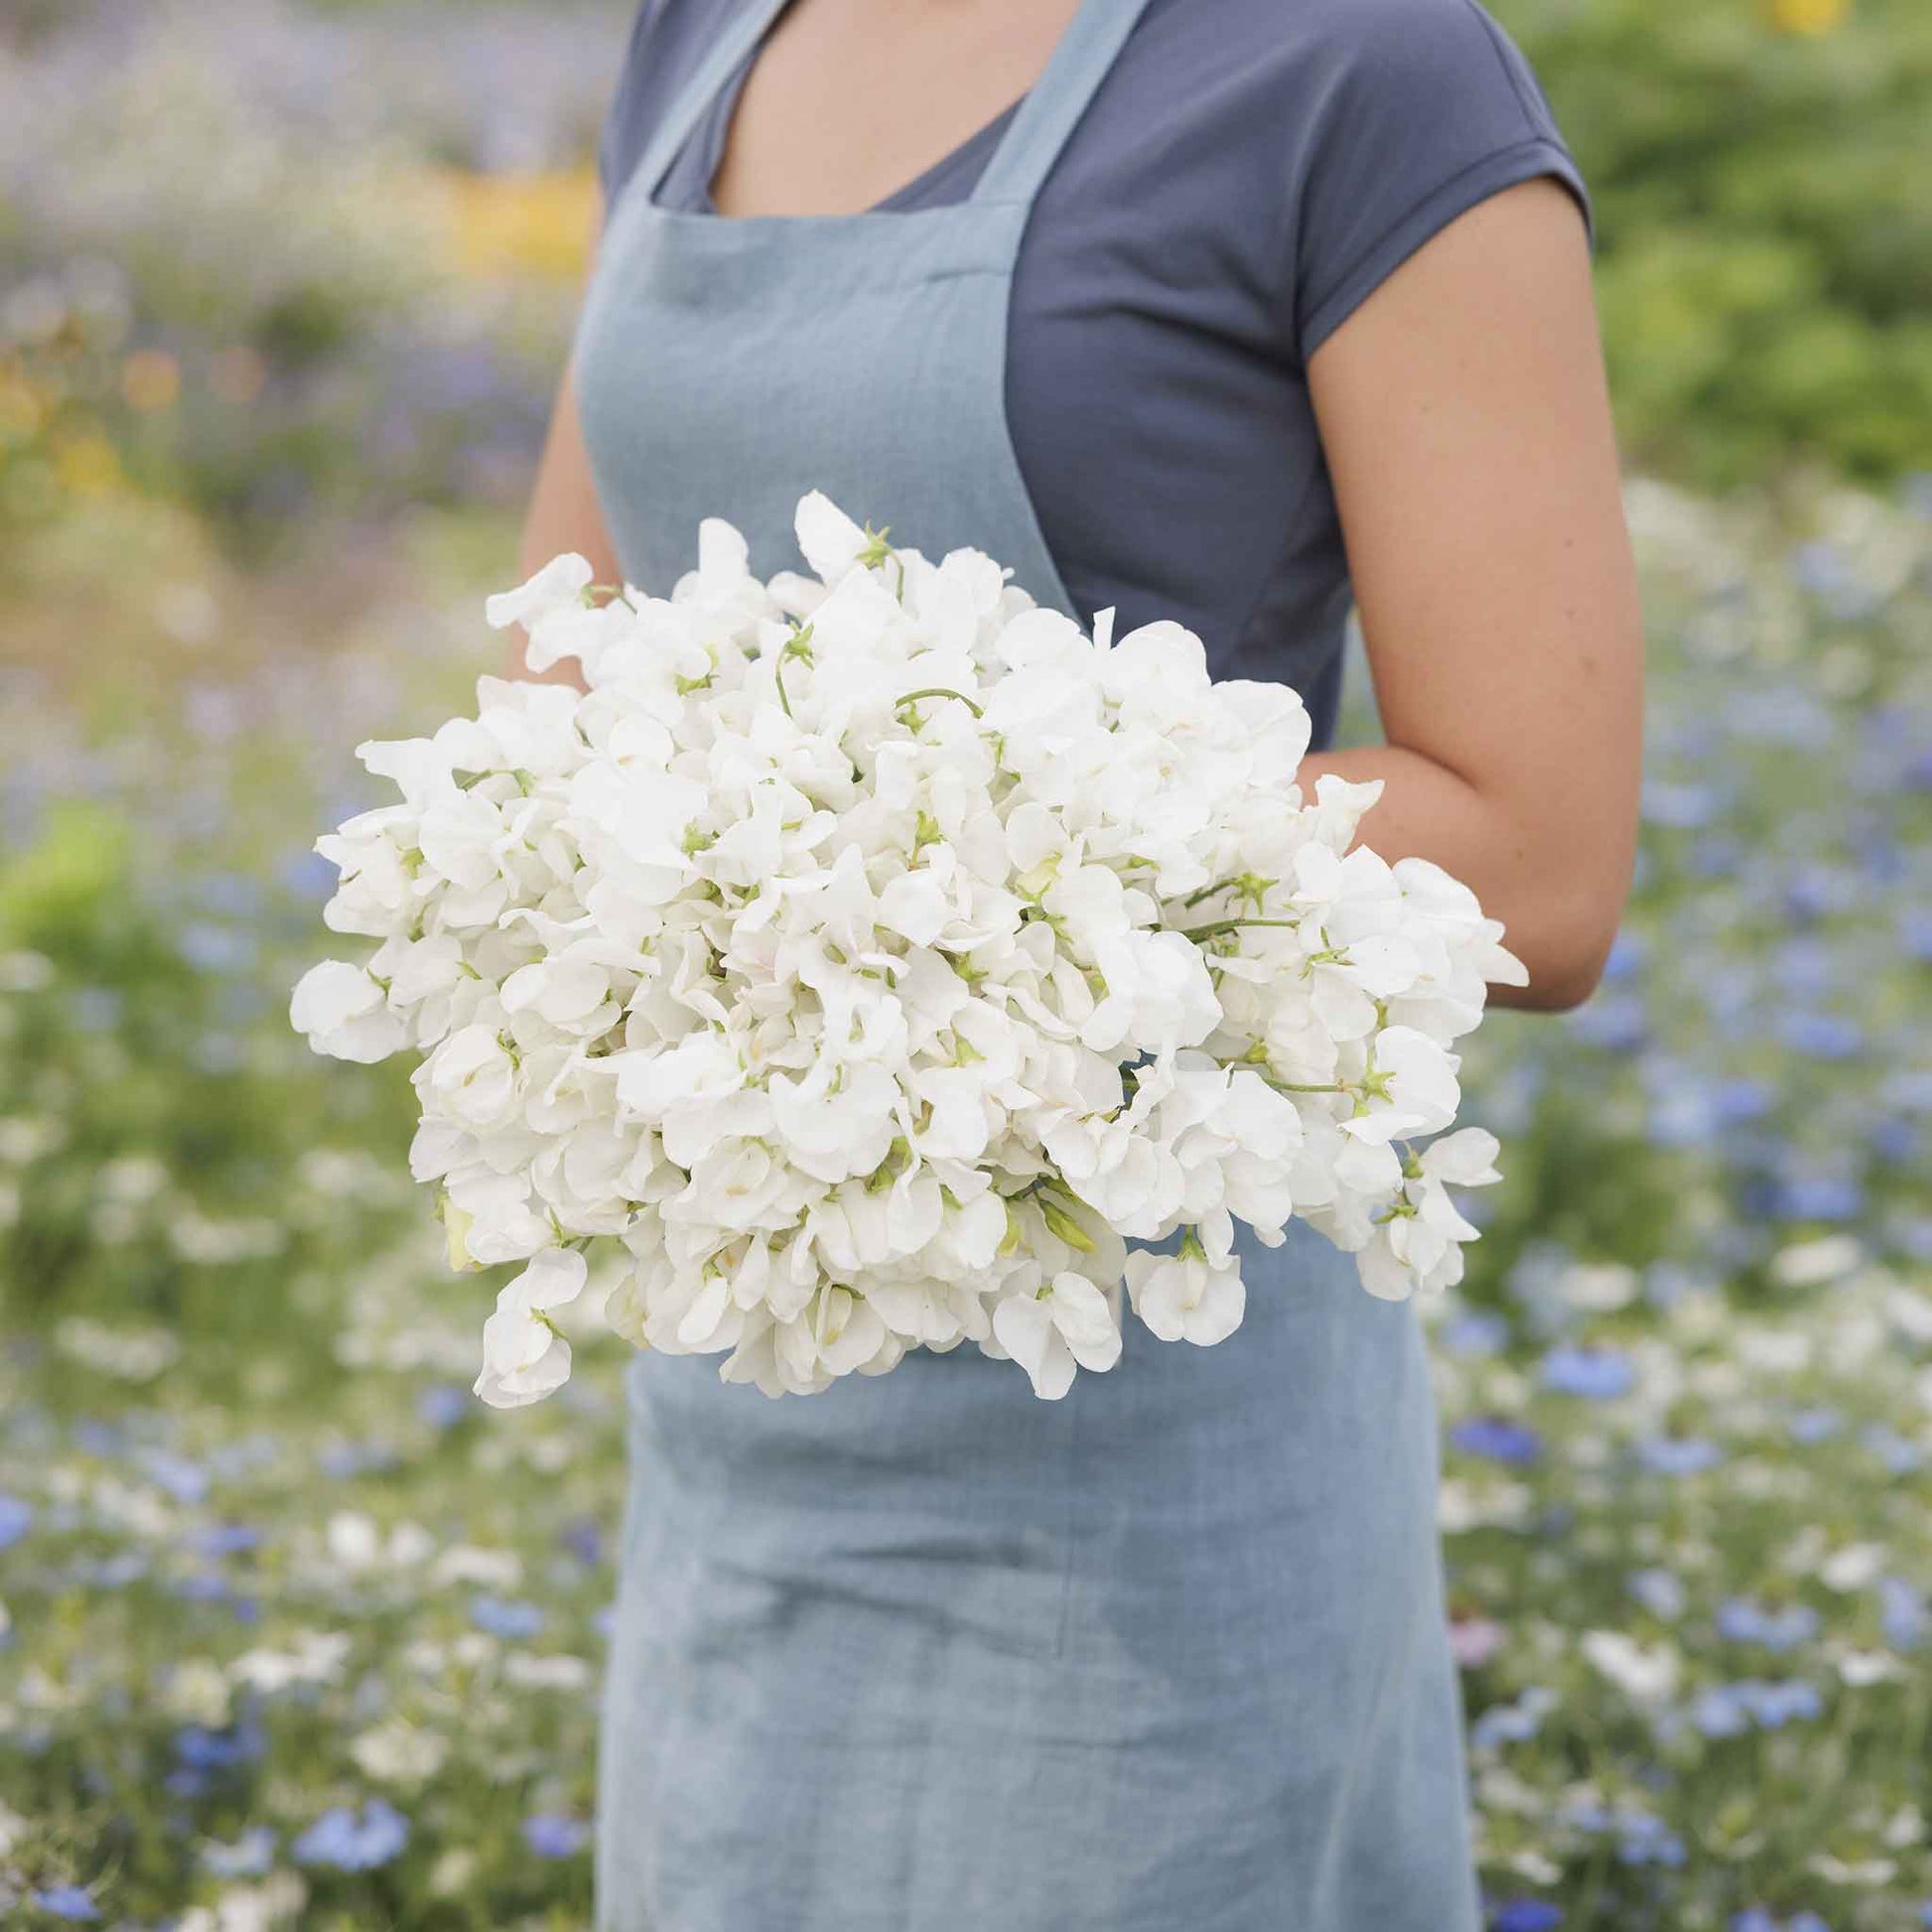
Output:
[
  {"xmin": 625, "ymin": 0, "xmax": 1153, "ymax": 220},
  {"xmin": 969, "ymin": 0, "xmax": 1156, "ymax": 209},
  {"xmin": 630, "ymin": 0, "xmax": 794, "ymax": 210}
]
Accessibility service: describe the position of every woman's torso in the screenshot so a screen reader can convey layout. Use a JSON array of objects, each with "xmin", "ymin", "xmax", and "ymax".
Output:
[{"xmin": 589, "ymin": 0, "xmax": 1592, "ymax": 756}]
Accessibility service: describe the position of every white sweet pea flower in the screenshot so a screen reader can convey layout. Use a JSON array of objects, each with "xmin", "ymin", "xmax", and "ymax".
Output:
[
  {"xmin": 475, "ymin": 1248, "xmax": 587, "ymax": 1408},
  {"xmin": 1125, "ymin": 1234, "xmax": 1247, "ymax": 1346},
  {"xmin": 289, "ymin": 961, "xmax": 408, "ymax": 1063},
  {"xmin": 422, "ymin": 1024, "xmax": 522, "ymax": 1137},
  {"xmin": 991, "ymin": 1269, "xmax": 1122, "ymax": 1399},
  {"xmin": 484, "ymin": 552, "xmax": 595, "ymax": 634},
  {"xmin": 295, "ymin": 488, "xmax": 1513, "ymax": 1403},
  {"xmin": 794, "ymin": 489, "xmax": 876, "ymax": 583},
  {"xmin": 1340, "ymin": 1025, "xmax": 1461, "ymax": 1147},
  {"xmin": 1081, "ymin": 928, "xmax": 1221, "ymax": 1055}
]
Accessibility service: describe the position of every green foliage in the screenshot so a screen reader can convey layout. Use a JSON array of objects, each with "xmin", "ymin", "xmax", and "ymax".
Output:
[
  {"xmin": 0, "ymin": 800, "xmax": 419, "ymax": 1385},
  {"xmin": 1500, "ymin": 0, "xmax": 1932, "ymax": 485}
]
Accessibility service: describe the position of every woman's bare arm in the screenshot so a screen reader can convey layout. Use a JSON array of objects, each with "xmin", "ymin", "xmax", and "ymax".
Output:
[
  {"xmin": 1304, "ymin": 175, "xmax": 1644, "ymax": 1015},
  {"xmin": 509, "ymin": 206, "xmax": 621, "ymax": 686}
]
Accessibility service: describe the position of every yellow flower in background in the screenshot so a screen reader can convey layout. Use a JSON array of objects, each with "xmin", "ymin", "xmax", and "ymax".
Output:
[
  {"xmin": 122, "ymin": 348, "xmax": 181, "ymax": 413},
  {"xmin": 1766, "ymin": 0, "xmax": 1852, "ymax": 35},
  {"xmin": 51, "ymin": 429, "xmax": 123, "ymax": 499},
  {"xmin": 437, "ymin": 165, "xmax": 600, "ymax": 284},
  {"xmin": 0, "ymin": 367, "xmax": 48, "ymax": 446}
]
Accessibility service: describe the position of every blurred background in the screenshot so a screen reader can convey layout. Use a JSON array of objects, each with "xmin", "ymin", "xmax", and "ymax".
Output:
[{"xmin": 0, "ymin": 0, "xmax": 1927, "ymax": 1926}]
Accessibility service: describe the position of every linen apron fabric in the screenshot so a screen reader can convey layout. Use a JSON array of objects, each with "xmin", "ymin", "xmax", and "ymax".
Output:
[{"xmin": 575, "ymin": 2, "xmax": 1482, "ymax": 1926}]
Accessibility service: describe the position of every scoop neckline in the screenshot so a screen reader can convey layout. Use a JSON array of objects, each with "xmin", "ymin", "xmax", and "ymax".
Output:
[{"xmin": 673, "ymin": 4, "xmax": 1034, "ymax": 220}]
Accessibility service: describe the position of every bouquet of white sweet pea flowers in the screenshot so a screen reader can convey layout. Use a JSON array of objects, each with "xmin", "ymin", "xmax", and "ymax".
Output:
[{"xmin": 291, "ymin": 489, "xmax": 1524, "ymax": 1407}]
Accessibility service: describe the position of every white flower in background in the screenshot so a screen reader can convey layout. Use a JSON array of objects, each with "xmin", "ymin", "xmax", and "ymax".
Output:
[
  {"xmin": 1581, "ymin": 1628, "xmax": 1681, "ymax": 1704},
  {"xmin": 296, "ymin": 489, "xmax": 1517, "ymax": 1403},
  {"xmin": 475, "ymin": 1249, "xmax": 587, "ymax": 1408},
  {"xmin": 350, "ymin": 1718, "xmax": 449, "ymax": 1786}
]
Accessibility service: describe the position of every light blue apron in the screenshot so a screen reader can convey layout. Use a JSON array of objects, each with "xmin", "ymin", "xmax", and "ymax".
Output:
[{"xmin": 574, "ymin": 3, "xmax": 1482, "ymax": 1926}]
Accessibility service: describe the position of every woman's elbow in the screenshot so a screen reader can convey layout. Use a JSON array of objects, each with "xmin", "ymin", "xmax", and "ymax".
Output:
[{"xmin": 1507, "ymin": 874, "xmax": 1633, "ymax": 1014}]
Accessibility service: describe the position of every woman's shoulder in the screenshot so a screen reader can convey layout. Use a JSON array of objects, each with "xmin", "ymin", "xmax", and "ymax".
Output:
[
  {"xmin": 1143, "ymin": 0, "xmax": 1567, "ymax": 145},
  {"xmin": 1112, "ymin": 0, "xmax": 1592, "ymax": 360}
]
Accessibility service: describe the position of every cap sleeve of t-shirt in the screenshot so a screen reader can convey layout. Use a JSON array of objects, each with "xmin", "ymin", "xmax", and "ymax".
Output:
[{"xmin": 1289, "ymin": 0, "xmax": 1596, "ymax": 366}]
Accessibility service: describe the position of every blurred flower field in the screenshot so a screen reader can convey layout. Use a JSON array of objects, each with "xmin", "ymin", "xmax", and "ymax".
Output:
[{"xmin": 2, "ymin": 0, "xmax": 1930, "ymax": 1928}]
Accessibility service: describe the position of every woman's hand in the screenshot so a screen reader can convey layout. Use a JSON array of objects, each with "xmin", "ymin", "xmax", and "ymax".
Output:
[{"xmin": 1306, "ymin": 175, "xmax": 1644, "ymax": 1015}]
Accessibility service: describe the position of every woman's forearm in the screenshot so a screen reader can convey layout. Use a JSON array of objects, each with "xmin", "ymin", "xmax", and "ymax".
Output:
[
  {"xmin": 509, "ymin": 356, "xmax": 619, "ymax": 690},
  {"xmin": 1297, "ymin": 740, "xmax": 1627, "ymax": 1014}
]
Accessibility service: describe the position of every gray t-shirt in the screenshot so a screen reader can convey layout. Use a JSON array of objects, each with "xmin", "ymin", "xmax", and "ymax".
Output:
[{"xmin": 596, "ymin": 0, "xmax": 1594, "ymax": 752}]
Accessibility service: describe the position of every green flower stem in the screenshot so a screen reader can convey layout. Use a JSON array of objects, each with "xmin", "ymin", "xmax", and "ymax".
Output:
[
  {"xmin": 895, "ymin": 687, "xmax": 984, "ymax": 719},
  {"xmin": 1176, "ymin": 917, "xmax": 1301, "ymax": 941}
]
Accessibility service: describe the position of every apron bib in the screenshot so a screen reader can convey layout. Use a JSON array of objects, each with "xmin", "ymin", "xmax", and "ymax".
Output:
[
  {"xmin": 576, "ymin": 4, "xmax": 1481, "ymax": 1926},
  {"xmin": 572, "ymin": 0, "xmax": 1146, "ymax": 618}
]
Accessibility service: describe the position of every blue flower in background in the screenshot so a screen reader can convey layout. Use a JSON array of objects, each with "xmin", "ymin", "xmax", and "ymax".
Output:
[
  {"xmin": 70, "ymin": 1420, "xmax": 124, "ymax": 1457},
  {"xmin": 191, "ymin": 1522, "xmax": 265, "ymax": 1559},
  {"xmin": 1716, "ymin": 1598, "xmax": 1821, "ymax": 1651},
  {"xmin": 1636, "ymin": 1436, "xmax": 1723, "ymax": 1477},
  {"xmin": 416, "ymin": 1383, "xmax": 471, "ymax": 1431},
  {"xmin": 522, "ymin": 1813, "xmax": 591, "ymax": 1858},
  {"xmin": 1775, "ymin": 1010, "xmax": 1864, "ymax": 1061},
  {"xmin": 1643, "ymin": 1260, "xmax": 1714, "ymax": 1309},
  {"xmin": 471, "ymin": 1594, "xmax": 544, "ymax": 1640},
  {"xmin": 317, "ymin": 1439, "xmax": 400, "ymax": 1479},
  {"xmin": 1772, "ymin": 935, "xmax": 1836, "ymax": 997},
  {"xmin": 1768, "ymin": 1173, "xmax": 1864, "ymax": 1222},
  {"xmin": 1691, "ymin": 1678, "xmax": 1821, "ymax": 1736},
  {"xmin": 1885, "ymin": 1070, "xmax": 1932, "ymax": 1116},
  {"xmin": 0, "ymin": 1492, "xmax": 32, "ymax": 1550},
  {"xmin": 1880, "ymin": 1577, "xmax": 1929, "ymax": 1652},
  {"xmin": 1867, "ymin": 1116, "xmax": 1921, "ymax": 1164},
  {"xmin": 1641, "ymin": 778, "xmax": 1723, "ymax": 828},
  {"xmin": 1786, "ymin": 1407, "xmax": 1842, "ymax": 1446},
  {"xmin": 560, "ymin": 1516, "xmax": 604, "ymax": 1569},
  {"xmin": 177, "ymin": 920, "xmax": 255, "ymax": 974},
  {"xmin": 140, "ymin": 1449, "xmax": 209, "ymax": 1506},
  {"xmin": 294, "ymin": 1796, "xmax": 409, "ymax": 1871},
  {"xmin": 1690, "ymin": 832, "xmax": 1743, "ymax": 878},
  {"xmin": 1628, "ymin": 1568, "xmax": 1687, "ymax": 1620},
  {"xmin": 1540, "ymin": 1344, "xmax": 1635, "ymax": 1401},
  {"xmin": 1863, "ymin": 1426, "xmax": 1925, "ymax": 1475},
  {"xmin": 1745, "ymin": 1680, "xmax": 1823, "ymax": 1727},
  {"xmin": 278, "ymin": 846, "xmax": 339, "ymax": 901},
  {"xmin": 73, "ymin": 1552, "xmax": 148, "ymax": 1589},
  {"xmin": 175, "ymin": 1718, "xmax": 265, "ymax": 1773},
  {"xmin": 1491, "ymin": 1902, "xmax": 1563, "ymax": 1932},
  {"xmin": 1565, "ymin": 994, "xmax": 1647, "ymax": 1053},
  {"xmin": 1470, "ymin": 1686, "xmax": 1556, "ymax": 1750},
  {"xmin": 1442, "ymin": 1311, "xmax": 1510, "ymax": 1358},
  {"xmin": 1599, "ymin": 927, "xmax": 1646, "ymax": 983},
  {"xmin": 1714, "ymin": 1077, "xmax": 1776, "ymax": 1125},
  {"xmin": 28, "ymin": 1887, "xmax": 101, "ymax": 1922},
  {"xmin": 1449, "ymin": 1418, "xmax": 1542, "ymax": 1465},
  {"xmin": 1790, "ymin": 537, "xmax": 1880, "ymax": 621}
]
